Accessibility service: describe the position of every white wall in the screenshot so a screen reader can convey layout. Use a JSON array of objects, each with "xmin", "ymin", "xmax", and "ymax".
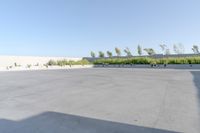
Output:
[{"xmin": 0, "ymin": 56, "xmax": 81, "ymax": 68}]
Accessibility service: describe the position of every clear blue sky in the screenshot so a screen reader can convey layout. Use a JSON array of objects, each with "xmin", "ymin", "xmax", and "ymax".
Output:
[{"xmin": 0, "ymin": 0, "xmax": 200, "ymax": 57}]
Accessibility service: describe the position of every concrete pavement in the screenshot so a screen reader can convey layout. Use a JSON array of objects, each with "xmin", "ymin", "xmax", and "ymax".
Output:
[{"xmin": 0, "ymin": 68, "xmax": 199, "ymax": 133}]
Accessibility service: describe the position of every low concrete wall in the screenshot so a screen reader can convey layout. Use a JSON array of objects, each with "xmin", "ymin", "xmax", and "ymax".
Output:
[
  {"xmin": 94, "ymin": 64, "xmax": 200, "ymax": 69},
  {"xmin": 0, "ymin": 56, "xmax": 81, "ymax": 68}
]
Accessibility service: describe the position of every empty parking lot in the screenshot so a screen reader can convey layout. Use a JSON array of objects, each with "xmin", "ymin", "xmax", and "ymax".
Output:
[{"xmin": 0, "ymin": 68, "xmax": 199, "ymax": 133}]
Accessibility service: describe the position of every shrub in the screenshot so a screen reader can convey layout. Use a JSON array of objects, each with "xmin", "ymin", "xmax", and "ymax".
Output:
[
  {"xmin": 47, "ymin": 59, "xmax": 90, "ymax": 66},
  {"xmin": 47, "ymin": 60, "xmax": 57, "ymax": 66},
  {"xmin": 27, "ymin": 64, "xmax": 32, "ymax": 68}
]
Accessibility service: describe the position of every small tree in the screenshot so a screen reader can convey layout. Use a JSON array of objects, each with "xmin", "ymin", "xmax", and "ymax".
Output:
[
  {"xmin": 115, "ymin": 47, "xmax": 121, "ymax": 56},
  {"xmin": 192, "ymin": 45, "xmax": 199, "ymax": 54},
  {"xmin": 137, "ymin": 45, "xmax": 142, "ymax": 56},
  {"xmin": 160, "ymin": 44, "xmax": 167, "ymax": 55},
  {"xmin": 124, "ymin": 47, "xmax": 132, "ymax": 57},
  {"xmin": 173, "ymin": 43, "xmax": 184, "ymax": 54},
  {"xmin": 173, "ymin": 44, "xmax": 178, "ymax": 54},
  {"xmin": 99, "ymin": 51, "xmax": 105, "ymax": 58},
  {"xmin": 165, "ymin": 49, "xmax": 171, "ymax": 55},
  {"xmin": 107, "ymin": 51, "xmax": 113, "ymax": 58},
  {"xmin": 144, "ymin": 48, "xmax": 156, "ymax": 56},
  {"xmin": 90, "ymin": 51, "xmax": 96, "ymax": 58}
]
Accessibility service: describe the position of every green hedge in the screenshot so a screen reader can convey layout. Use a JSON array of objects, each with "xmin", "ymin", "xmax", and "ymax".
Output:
[
  {"xmin": 47, "ymin": 59, "xmax": 91, "ymax": 66},
  {"xmin": 93, "ymin": 57, "xmax": 200, "ymax": 65}
]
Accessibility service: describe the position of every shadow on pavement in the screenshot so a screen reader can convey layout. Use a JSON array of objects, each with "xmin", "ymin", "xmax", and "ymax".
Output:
[
  {"xmin": 191, "ymin": 71, "xmax": 200, "ymax": 117},
  {"xmin": 0, "ymin": 111, "xmax": 179, "ymax": 133}
]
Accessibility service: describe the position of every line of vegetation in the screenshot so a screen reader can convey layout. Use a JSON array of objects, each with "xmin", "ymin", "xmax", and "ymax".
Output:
[
  {"xmin": 93, "ymin": 57, "xmax": 200, "ymax": 65},
  {"xmin": 47, "ymin": 59, "xmax": 91, "ymax": 66},
  {"xmin": 90, "ymin": 44, "xmax": 200, "ymax": 58}
]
